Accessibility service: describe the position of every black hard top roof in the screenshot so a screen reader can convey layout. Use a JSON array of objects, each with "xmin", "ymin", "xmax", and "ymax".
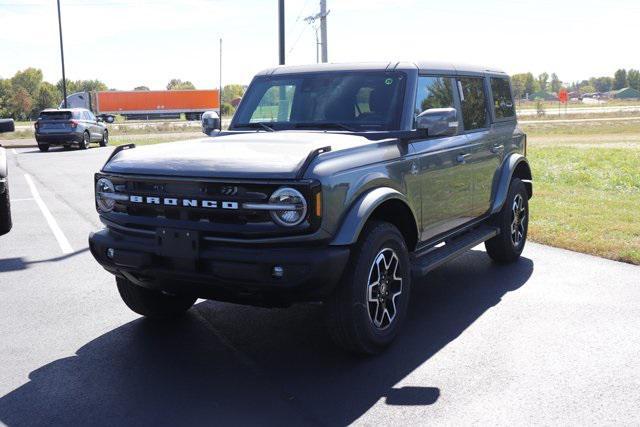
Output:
[{"xmin": 256, "ymin": 61, "xmax": 508, "ymax": 77}]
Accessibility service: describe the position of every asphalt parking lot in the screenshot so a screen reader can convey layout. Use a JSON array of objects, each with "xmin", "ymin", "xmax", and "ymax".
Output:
[{"xmin": 0, "ymin": 144, "xmax": 639, "ymax": 426}]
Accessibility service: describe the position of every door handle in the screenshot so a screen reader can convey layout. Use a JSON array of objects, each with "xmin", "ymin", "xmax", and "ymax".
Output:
[
  {"xmin": 490, "ymin": 144, "xmax": 504, "ymax": 154},
  {"xmin": 456, "ymin": 153, "xmax": 471, "ymax": 163}
]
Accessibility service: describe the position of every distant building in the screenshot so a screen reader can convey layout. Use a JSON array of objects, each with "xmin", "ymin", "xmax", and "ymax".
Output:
[{"xmin": 608, "ymin": 87, "xmax": 640, "ymax": 99}]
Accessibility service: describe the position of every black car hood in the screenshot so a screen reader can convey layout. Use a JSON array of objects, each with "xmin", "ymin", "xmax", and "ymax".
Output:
[{"xmin": 103, "ymin": 131, "xmax": 371, "ymax": 179}]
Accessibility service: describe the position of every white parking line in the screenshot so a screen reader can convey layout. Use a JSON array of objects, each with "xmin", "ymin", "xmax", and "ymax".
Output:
[
  {"xmin": 10, "ymin": 198, "xmax": 35, "ymax": 202},
  {"xmin": 24, "ymin": 174, "xmax": 73, "ymax": 255}
]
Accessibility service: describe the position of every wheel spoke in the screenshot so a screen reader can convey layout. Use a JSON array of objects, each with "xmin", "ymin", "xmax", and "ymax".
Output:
[{"xmin": 366, "ymin": 247, "xmax": 403, "ymax": 330}]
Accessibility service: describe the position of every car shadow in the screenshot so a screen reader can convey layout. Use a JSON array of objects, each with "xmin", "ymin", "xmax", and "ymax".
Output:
[
  {"xmin": 0, "ymin": 248, "xmax": 89, "ymax": 273},
  {"xmin": 0, "ymin": 250, "xmax": 533, "ymax": 426}
]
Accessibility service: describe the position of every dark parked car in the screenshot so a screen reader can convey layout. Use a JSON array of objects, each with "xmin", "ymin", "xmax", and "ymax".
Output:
[
  {"xmin": 89, "ymin": 62, "xmax": 532, "ymax": 354},
  {"xmin": 35, "ymin": 108, "xmax": 108, "ymax": 152},
  {"xmin": 0, "ymin": 118, "xmax": 15, "ymax": 236}
]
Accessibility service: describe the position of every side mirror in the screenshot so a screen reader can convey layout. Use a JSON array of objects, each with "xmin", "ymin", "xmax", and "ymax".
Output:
[
  {"xmin": 0, "ymin": 119, "xmax": 15, "ymax": 134},
  {"xmin": 202, "ymin": 112, "xmax": 221, "ymax": 135},
  {"xmin": 96, "ymin": 117, "xmax": 104, "ymax": 123},
  {"xmin": 416, "ymin": 108, "xmax": 458, "ymax": 137}
]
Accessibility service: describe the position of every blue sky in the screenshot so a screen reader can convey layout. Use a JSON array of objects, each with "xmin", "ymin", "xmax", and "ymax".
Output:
[{"xmin": 1, "ymin": 0, "xmax": 639, "ymax": 90}]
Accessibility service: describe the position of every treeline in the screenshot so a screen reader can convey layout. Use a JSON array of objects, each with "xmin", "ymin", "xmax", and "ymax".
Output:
[
  {"xmin": 0, "ymin": 67, "xmax": 249, "ymax": 120},
  {"xmin": 511, "ymin": 69, "xmax": 640, "ymax": 99},
  {"xmin": 0, "ymin": 68, "xmax": 109, "ymax": 121}
]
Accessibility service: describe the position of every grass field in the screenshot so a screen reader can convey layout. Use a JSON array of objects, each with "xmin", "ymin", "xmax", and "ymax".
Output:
[{"xmin": 522, "ymin": 120, "xmax": 640, "ymax": 264}]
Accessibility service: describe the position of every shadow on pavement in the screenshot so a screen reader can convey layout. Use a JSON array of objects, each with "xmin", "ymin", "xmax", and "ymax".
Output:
[
  {"xmin": 0, "ymin": 248, "xmax": 89, "ymax": 273},
  {"xmin": 0, "ymin": 250, "xmax": 533, "ymax": 426}
]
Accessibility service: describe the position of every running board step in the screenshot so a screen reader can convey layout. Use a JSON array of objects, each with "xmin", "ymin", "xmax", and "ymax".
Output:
[{"xmin": 411, "ymin": 225, "xmax": 499, "ymax": 277}]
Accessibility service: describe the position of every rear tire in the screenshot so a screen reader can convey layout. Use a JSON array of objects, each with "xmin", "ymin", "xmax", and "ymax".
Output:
[
  {"xmin": 79, "ymin": 131, "xmax": 90, "ymax": 150},
  {"xmin": 0, "ymin": 177, "xmax": 12, "ymax": 236},
  {"xmin": 38, "ymin": 144, "xmax": 49, "ymax": 152},
  {"xmin": 116, "ymin": 277, "xmax": 196, "ymax": 319},
  {"xmin": 485, "ymin": 178, "xmax": 529, "ymax": 263},
  {"xmin": 100, "ymin": 130, "xmax": 108, "ymax": 147},
  {"xmin": 324, "ymin": 221, "xmax": 411, "ymax": 355}
]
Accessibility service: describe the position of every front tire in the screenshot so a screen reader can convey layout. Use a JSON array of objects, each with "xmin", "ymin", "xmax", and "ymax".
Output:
[
  {"xmin": 38, "ymin": 144, "xmax": 49, "ymax": 152},
  {"xmin": 324, "ymin": 221, "xmax": 411, "ymax": 355},
  {"xmin": 485, "ymin": 178, "xmax": 529, "ymax": 263},
  {"xmin": 116, "ymin": 277, "xmax": 196, "ymax": 319}
]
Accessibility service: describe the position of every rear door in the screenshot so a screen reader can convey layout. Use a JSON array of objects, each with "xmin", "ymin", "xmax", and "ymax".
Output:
[
  {"xmin": 410, "ymin": 75, "xmax": 474, "ymax": 242},
  {"xmin": 84, "ymin": 110, "xmax": 100, "ymax": 140},
  {"xmin": 484, "ymin": 76, "xmax": 517, "ymax": 213},
  {"xmin": 456, "ymin": 76, "xmax": 496, "ymax": 217}
]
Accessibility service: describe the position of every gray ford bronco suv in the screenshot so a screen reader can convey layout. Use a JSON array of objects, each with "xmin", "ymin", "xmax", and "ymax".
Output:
[{"xmin": 89, "ymin": 62, "xmax": 532, "ymax": 354}]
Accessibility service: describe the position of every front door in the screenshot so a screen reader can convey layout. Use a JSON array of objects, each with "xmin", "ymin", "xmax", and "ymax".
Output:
[{"xmin": 411, "ymin": 76, "xmax": 474, "ymax": 242}]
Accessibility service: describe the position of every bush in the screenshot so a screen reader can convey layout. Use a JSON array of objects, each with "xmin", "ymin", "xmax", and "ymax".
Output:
[{"xmin": 221, "ymin": 103, "xmax": 235, "ymax": 116}]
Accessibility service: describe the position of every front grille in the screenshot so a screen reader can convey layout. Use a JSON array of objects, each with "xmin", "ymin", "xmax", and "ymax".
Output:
[{"xmin": 97, "ymin": 174, "xmax": 320, "ymax": 237}]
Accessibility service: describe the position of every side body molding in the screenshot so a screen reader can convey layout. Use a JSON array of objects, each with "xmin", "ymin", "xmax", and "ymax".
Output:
[
  {"xmin": 490, "ymin": 153, "xmax": 533, "ymax": 215},
  {"xmin": 330, "ymin": 187, "xmax": 418, "ymax": 246}
]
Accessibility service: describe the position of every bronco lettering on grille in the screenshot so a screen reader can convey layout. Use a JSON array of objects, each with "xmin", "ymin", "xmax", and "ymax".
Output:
[{"xmin": 129, "ymin": 195, "xmax": 239, "ymax": 209}]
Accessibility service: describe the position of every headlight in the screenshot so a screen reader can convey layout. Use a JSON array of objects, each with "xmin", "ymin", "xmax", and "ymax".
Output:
[
  {"xmin": 269, "ymin": 187, "xmax": 307, "ymax": 227},
  {"xmin": 96, "ymin": 177, "xmax": 115, "ymax": 213}
]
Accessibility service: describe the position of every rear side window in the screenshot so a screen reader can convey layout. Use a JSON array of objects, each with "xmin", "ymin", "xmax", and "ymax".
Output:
[
  {"xmin": 38, "ymin": 111, "xmax": 72, "ymax": 120},
  {"xmin": 414, "ymin": 76, "xmax": 454, "ymax": 121},
  {"xmin": 491, "ymin": 78, "xmax": 515, "ymax": 119},
  {"xmin": 458, "ymin": 77, "xmax": 488, "ymax": 131}
]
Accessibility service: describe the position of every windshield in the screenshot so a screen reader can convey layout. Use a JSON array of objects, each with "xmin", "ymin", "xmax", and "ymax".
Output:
[{"xmin": 232, "ymin": 71, "xmax": 406, "ymax": 131}]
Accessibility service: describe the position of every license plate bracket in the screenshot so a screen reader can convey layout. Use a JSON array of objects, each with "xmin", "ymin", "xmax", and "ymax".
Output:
[{"xmin": 156, "ymin": 228, "xmax": 199, "ymax": 258}]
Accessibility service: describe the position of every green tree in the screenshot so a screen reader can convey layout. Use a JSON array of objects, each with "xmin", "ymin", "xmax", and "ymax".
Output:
[
  {"xmin": 550, "ymin": 73, "xmax": 562, "ymax": 93},
  {"xmin": 578, "ymin": 84, "xmax": 596, "ymax": 94},
  {"xmin": 0, "ymin": 79, "xmax": 12, "ymax": 117},
  {"xmin": 134, "ymin": 86, "xmax": 150, "ymax": 91},
  {"xmin": 520, "ymin": 72, "xmax": 538, "ymax": 98},
  {"xmin": 222, "ymin": 84, "xmax": 245, "ymax": 103},
  {"xmin": 537, "ymin": 72, "xmax": 549, "ymax": 92},
  {"xmin": 166, "ymin": 79, "xmax": 196, "ymax": 90},
  {"xmin": 56, "ymin": 79, "xmax": 108, "ymax": 96},
  {"xmin": 510, "ymin": 73, "xmax": 527, "ymax": 100},
  {"xmin": 9, "ymin": 87, "xmax": 33, "ymax": 120},
  {"xmin": 33, "ymin": 82, "xmax": 60, "ymax": 116},
  {"xmin": 628, "ymin": 69, "xmax": 640, "ymax": 90},
  {"xmin": 614, "ymin": 69, "xmax": 628, "ymax": 90},
  {"xmin": 589, "ymin": 77, "xmax": 613, "ymax": 93},
  {"xmin": 11, "ymin": 68, "xmax": 43, "ymax": 98}
]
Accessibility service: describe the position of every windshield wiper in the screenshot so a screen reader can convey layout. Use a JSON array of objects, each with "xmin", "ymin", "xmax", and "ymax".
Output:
[
  {"xmin": 235, "ymin": 122, "xmax": 276, "ymax": 132},
  {"xmin": 294, "ymin": 122, "xmax": 358, "ymax": 132}
]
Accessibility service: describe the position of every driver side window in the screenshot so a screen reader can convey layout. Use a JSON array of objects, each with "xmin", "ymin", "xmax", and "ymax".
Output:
[{"xmin": 414, "ymin": 76, "xmax": 454, "ymax": 126}]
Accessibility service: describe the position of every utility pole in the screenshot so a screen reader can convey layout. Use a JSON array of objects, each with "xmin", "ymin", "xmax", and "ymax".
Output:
[
  {"xmin": 305, "ymin": 1, "xmax": 329, "ymax": 63},
  {"xmin": 56, "ymin": 0, "xmax": 68, "ymax": 108},
  {"xmin": 320, "ymin": 0, "xmax": 328, "ymax": 63},
  {"xmin": 278, "ymin": 0, "xmax": 285, "ymax": 65}
]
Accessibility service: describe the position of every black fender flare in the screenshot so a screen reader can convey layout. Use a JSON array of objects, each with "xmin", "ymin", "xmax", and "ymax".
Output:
[
  {"xmin": 330, "ymin": 187, "xmax": 419, "ymax": 246},
  {"xmin": 490, "ymin": 153, "xmax": 533, "ymax": 215}
]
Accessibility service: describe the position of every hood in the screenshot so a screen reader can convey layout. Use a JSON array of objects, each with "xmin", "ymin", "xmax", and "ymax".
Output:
[{"xmin": 103, "ymin": 131, "xmax": 373, "ymax": 179}]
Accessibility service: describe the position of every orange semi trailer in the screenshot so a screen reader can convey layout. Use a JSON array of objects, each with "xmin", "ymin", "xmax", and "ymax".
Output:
[{"xmin": 64, "ymin": 89, "xmax": 220, "ymax": 122}]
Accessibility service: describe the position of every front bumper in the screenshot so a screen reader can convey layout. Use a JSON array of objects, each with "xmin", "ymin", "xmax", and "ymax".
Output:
[
  {"xmin": 35, "ymin": 132, "xmax": 83, "ymax": 145},
  {"xmin": 89, "ymin": 228, "xmax": 350, "ymax": 306}
]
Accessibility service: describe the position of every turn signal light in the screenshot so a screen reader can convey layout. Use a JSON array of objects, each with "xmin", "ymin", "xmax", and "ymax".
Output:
[{"xmin": 315, "ymin": 191, "xmax": 322, "ymax": 217}]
